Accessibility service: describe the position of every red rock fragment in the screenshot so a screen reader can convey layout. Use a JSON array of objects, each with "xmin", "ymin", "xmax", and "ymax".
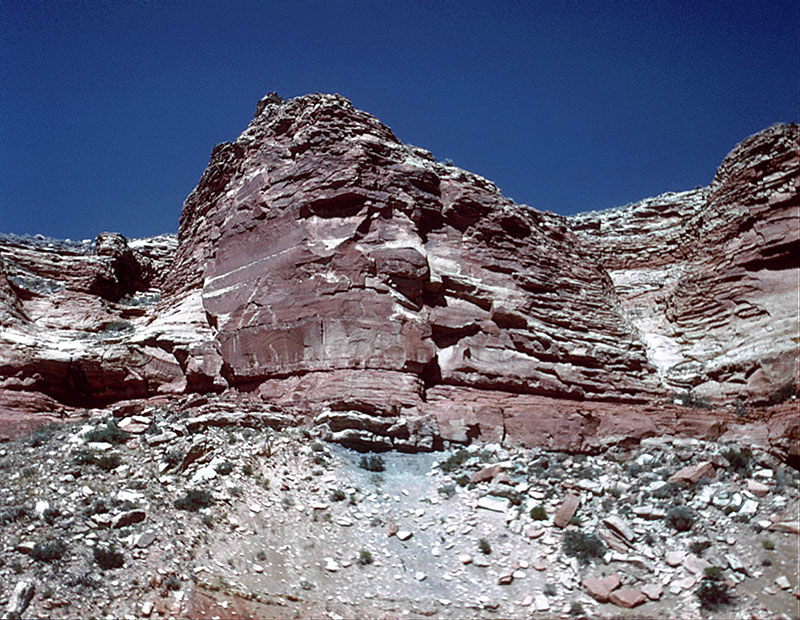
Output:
[
  {"xmin": 669, "ymin": 461, "xmax": 715, "ymax": 485},
  {"xmin": 608, "ymin": 587, "xmax": 646, "ymax": 608},
  {"xmin": 553, "ymin": 493, "xmax": 581, "ymax": 528},
  {"xmin": 583, "ymin": 574, "xmax": 622, "ymax": 603}
]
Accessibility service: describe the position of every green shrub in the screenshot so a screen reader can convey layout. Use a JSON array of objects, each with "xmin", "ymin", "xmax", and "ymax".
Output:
[
  {"xmin": 93, "ymin": 545, "xmax": 124, "ymax": 570},
  {"xmin": 242, "ymin": 463, "xmax": 254, "ymax": 476},
  {"xmin": 689, "ymin": 540, "xmax": 712, "ymax": 556},
  {"xmin": 73, "ymin": 450, "xmax": 121, "ymax": 471},
  {"xmin": 163, "ymin": 448, "xmax": 185, "ymax": 467},
  {"xmin": 32, "ymin": 540, "xmax": 67, "ymax": 563},
  {"xmin": 478, "ymin": 538, "xmax": 491, "ymax": 555},
  {"xmin": 696, "ymin": 567, "xmax": 733, "ymax": 610},
  {"xmin": 562, "ymin": 530, "xmax": 606, "ymax": 563},
  {"xmin": 29, "ymin": 423, "xmax": 59, "ymax": 447},
  {"xmin": 331, "ymin": 489, "xmax": 346, "ymax": 502},
  {"xmin": 455, "ymin": 474, "xmax": 470, "ymax": 487},
  {"xmin": 215, "ymin": 461, "xmax": 234, "ymax": 476},
  {"xmin": 665, "ymin": 506, "xmax": 694, "ymax": 532},
  {"xmin": 358, "ymin": 549, "xmax": 374, "ymax": 566},
  {"xmin": 544, "ymin": 583, "xmax": 557, "ymax": 596},
  {"xmin": 174, "ymin": 489, "xmax": 214, "ymax": 511},
  {"xmin": 359, "ymin": 455, "xmax": 385, "ymax": 472},
  {"xmin": 0, "ymin": 505, "xmax": 29, "ymax": 524},
  {"xmin": 164, "ymin": 575, "xmax": 181, "ymax": 591},
  {"xmin": 722, "ymin": 447, "xmax": 752, "ymax": 474},
  {"xmin": 440, "ymin": 449, "xmax": 471, "ymax": 473},
  {"xmin": 530, "ymin": 505, "xmax": 548, "ymax": 521},
  {"xmin": 85, "ymin": 420, "xmax": 130, "ymax": 444},
  {"xmin": 762, "ymin": 539, "xmax": 775, "ymax": 551},
  {"xmin": 569, "ymin": 601, "xmax": 586, "ymax": 617}
]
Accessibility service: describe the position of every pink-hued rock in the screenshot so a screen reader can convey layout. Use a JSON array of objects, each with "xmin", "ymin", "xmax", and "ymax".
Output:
[
  {"xmin": 470, "ymin": 464, "xmax": 506, "ymax": 484},
  {"xmin": 553, "ymin": 493, "xmax": 581, "ymax": 528},
  {"xmin": 608, "ymin": 587, "xmax": 647, "ymax": 608},
  {"xmin": 0, "ymin": 95, "xmax": 797, "ymax": 457},
  {"xmin": 642, "ymin": 583, "xmax": 663, "ymax": 601},
  {"xmin": 669, "ymin": 461, "xmax": 715, "ymax": 485},
  {"xmin": 583, "ymin": 574, "xmax": 622, "ymax": 602},
  {"xmin": 747, "ymin": 479, "xmax": 770, "ymax": 497}
]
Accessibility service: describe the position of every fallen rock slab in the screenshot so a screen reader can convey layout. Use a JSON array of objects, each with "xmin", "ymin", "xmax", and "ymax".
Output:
[
  {"xmin": 583, "ymin": 574, "xmax": 622, "ymax": 602},
  {"xmin": 669, "ymin": 461, "xmax": 714, "ymax": 485},
  {"xmin": 609, "ymin": 587, "xmax": 647, "ymax": 608},
  {"xmin": 553, "ymin": 492, "xmax": 580, "ymax": 528}
]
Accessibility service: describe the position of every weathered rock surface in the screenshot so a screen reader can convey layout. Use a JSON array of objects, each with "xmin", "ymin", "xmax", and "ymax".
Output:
[
  {"xmin": 0, "ymin": 94, "xmax": 796, "ymax": 456},
  {"xmin": 569, "ymin": 123, "xmax": 799, "ymax": 404}
]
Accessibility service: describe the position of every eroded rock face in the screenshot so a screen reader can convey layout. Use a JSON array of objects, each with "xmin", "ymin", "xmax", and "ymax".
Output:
[
  {"xmin": 0, "ymin": 95, "xmax": 796, "ymax": 455},
  {"xmin": 568, "ymin": 123, "xmax": 799, "ymax": 403}
]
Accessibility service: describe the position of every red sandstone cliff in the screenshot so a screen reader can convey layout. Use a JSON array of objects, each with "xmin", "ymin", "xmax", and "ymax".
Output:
[{"xmin": 0, "ymin": 94, "xmax": 796, "ymax": 456}]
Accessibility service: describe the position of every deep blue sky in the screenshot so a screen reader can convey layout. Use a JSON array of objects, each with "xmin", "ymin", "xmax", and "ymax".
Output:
[{"xmin": 2, "ymin": 1, "xmax": 797, "ymax": 239}]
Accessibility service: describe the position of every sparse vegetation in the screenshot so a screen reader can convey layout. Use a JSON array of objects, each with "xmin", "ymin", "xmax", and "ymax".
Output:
[
  {"xmin": 530, "ymin": 505, "xmax": 547, "ymax": 520},
  {"xmin": 174, "ymin": 489, "xmax": 214, "ymax": 511},
  {"xmin": 689, "ymin": 540, "xmax": 712, "ymax": 556},
  {"xmin": 440, "ymin": 449, "xmax": 471, "ymax": 473},
  {"xmin": 359, "ymin": 455, "xmax": 385, "ymax": 472},
  {"xmin": 722, "ymin": 447, "xmax": 752, "ymax": 474},
  {"xmin": 85, "ymin": 419, "xmax": 130, "ymax": 444},
  {"xmin": 358, "ymin": 549, "xmax": 374, "ymax": 565},
  {"xmin": 215, "ymin": 460, "xmax": 234, "ymax": 475},
  {"xmin": 478, "ymin": 538, "xmax": 491, "ymax": 555},
  {"xmin": 32, "ymin": 540, "xmax": 67, "ymax": 563},
  {"xmin": 73, "ymin": 449, "xmax": 122, "ymax": 471},
  {"xmin": 761, "ymin": 539, "xmax": 775, "ymax": 551},
  {"xmin": 696, "ymin": 566, "xmax": 733, "ymax": 610},
  {"xmin": 562, "ymin": 530, "xmax": 606, "ymax": 563},
  {"xmin": 331, "ymin": 488, "xmax": 346, "ymax": 502},
  {"xmin": 665, "ymin": 505, "xmax": 694, "ymax": 532},
  {"xmin": 93, "ymin": 545, "xmax": 125, "ymax": 570}
]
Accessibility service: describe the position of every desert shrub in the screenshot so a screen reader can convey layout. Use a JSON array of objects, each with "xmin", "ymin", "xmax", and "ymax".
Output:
[
  {"xmin": 93, "ymin": 545, "xmax": 124, "ymax": 570},
  {"xmin": 163, "ymin": 448, "xmax": 185, "ymax": 467},
  {"xmin": 29, "ymin": 423, "xmax": 59, "ymax": 447},
  {"xmin": 359, "ymin": 455, "xmax": 385, "ymax": 472},
  {"xmin": 164, "ymin": 575, "xmax": 181, "ymax": 591},
  {"xmin": 455, "ymin": 474, "xmax": 470, "ymax": 487},
  {"xmin": 42, "ymin": 507, "xmax": 60, "ymax": 524},
  {"xmin": 762, "ymin": 539, "xmax": 775, "ymax": 550},
  {"xmin": 440, "ymin": 449, "xmax": 471, "ymax": 473},
  {"xmin": 215, "ymin": 461, "xmax": 234, "ymax": 476},
  {"xmin": 562, "ymin": 530, "xmax": 606, "ymax": 563},
  {"xmin": 73, "ymin": 450, "xmax": 121, "ymax": 471},
  {"xmin": 310, "ymin": 441, "xmax": 325, "ymax": 452},
  {"xmin": 85, "ymin": 419, "xmax": 129, "ymax": 444},
  {"xmin": 478, "ymin": 538, "xmax": 491, "ymax": 555},
  {"xmin": 531, "ymin": 505, "xmax": 547, "ymax": 521},
  {"xmin": 689, "ymin": 540, "xmax": 712, "ymax": 556},
  {"xmin": 696, "ymin": 566, "xmax": 733, "ymax": 610},
  {"xmin": 722, "ymin": 447, "xmax": 752, "ymax": 474},
  {"xmin": 242, "ymin": 463, "xmax": 254, "ymax": 476},
  {"xmin": 32, "ymin": 540, "xmax": 67, "ymax": 563},
  {"xmin": 652, "ymin": 482, "xmax": 678, "ymax": 499},
  {"xmin": 331, "ymin": 489, "xmax": 346, "ymax": 502},
  {"xmin": 544, "ymin": 582, "xmax": 557, "ymax": 596},
  {"xmin": 174, "ymin": 489, "xmax": 214, "ymax": 511},
  {"xmin": 569, "ymin": 601, "xmax": 586, "ymax": 617},
  {"xmin": 0, "ymin": 505, "xmax": 29, "ymax": 524},
  {"xmin": 358, "ymin": 549, "xmax": 374, "ymax": 565},
  {"xmin": 677, "ymin": 390, "xmax": 711, "ymax": 409},
  {"xmin": 437, "ymin": 484, "xmax": 456, "ymax": 499},
  {"xmin": 665, "ymin": 505, "xmax": 694, "ymax": 532}
]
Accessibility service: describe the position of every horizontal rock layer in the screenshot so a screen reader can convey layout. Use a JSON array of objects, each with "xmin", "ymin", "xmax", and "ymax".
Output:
[{"xmin": 0, "ymin": 95, "xmax": 796, "ymax": 456}]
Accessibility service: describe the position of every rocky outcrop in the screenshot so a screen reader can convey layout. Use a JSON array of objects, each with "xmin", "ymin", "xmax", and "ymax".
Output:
[
  {"xmin": 568, "ymin": 123, "xmax": 799, "ymax": 403},
  {"xmin": 0, "ymin": 95, "xmax": 796, "ymax": 456}
]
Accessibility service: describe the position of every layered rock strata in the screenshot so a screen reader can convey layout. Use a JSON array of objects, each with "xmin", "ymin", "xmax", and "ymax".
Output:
[{"xmin": 0, "ymin": 94, "xmax": 796, "ymax": 456}]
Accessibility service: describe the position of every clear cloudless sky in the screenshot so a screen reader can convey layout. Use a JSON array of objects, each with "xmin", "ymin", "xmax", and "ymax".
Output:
[{"xmin": 1, "ymin": 0, "xmax": 798, "ymax": 239}]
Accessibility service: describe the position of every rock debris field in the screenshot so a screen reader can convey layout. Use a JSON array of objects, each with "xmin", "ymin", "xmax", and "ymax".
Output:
[{"xmin": 1, "ymin": 405, "xmax": 798, "ymax": 619}]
